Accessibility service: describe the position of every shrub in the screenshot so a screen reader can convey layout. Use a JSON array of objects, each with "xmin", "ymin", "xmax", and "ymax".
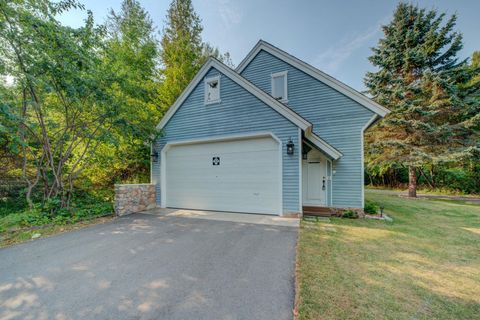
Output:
[
  {"xmin": 364, "ymin": 201, "xmax": 379, "ymax": 215},
  {"xmin": 19, "ymin": 210, "xmax": 51, "ymax": 226},
  {"xmin": 0, "ymin": 189, "xmax": 114, "ymax": 234},
  {"xmin": 342, "ymin": 210, "xmax": 359, "ymax": 219},
  {"xmin": 0, "ymin": 195, "xmax": 29, "ymax": 218},
  {"xmin": 42, "ymin": 197, "xmax": 62, "ymax": 215},
  {"xmin": 52, "ymin": 215, "xmax": 70, "ymax": 225}
]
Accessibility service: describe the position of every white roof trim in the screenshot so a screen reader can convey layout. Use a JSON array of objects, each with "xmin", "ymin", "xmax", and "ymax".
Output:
[
  {"xmin": 156, "ymin": 58, "xmax": 311, "ymax": 131},
  {"xmin": 304, "ymin": 131, "xmax": 342, "ymax": 160},
  {"xmin": 236, "ymin": 40, "xmax": 390, "ymax": 117}
]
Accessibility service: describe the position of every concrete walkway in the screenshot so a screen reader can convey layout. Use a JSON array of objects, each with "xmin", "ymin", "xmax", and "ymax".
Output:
[
  {"xmin": 145, "ymin": 207, "xmax": 300, "ymax": 227},
  {"xmin": 0, "ymin": 211, "xmax": 298, "ymax": 320}
]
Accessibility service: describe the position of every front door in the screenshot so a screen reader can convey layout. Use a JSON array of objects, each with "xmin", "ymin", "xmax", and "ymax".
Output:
[{"xmin": 302, "ymin": 152, "xmax": 327, "ymax": 206}]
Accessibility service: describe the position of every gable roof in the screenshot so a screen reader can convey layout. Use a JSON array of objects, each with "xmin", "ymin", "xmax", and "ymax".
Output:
[
  {"xmin": 305, "ymin": 132, "xmax": 342, "ymax": 160},
  {"xmin": 236, "ymin": 40, "xmax": 390, "ymax": 117},
  {"xmin": 156, "ymin": 57, "xmax": 311, "ymax": 131},
  {"xmin": 156, "ymin": 57, "xmax": 342, "ymax": 160}
]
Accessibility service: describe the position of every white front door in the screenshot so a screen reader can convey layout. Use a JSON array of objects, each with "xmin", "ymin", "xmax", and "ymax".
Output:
[{"xmin": 302, "ymin": 150, "xmax": 327, "ymax": 206}]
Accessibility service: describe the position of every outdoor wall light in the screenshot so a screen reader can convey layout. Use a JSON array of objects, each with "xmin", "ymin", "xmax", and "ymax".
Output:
[
  {"xmin": 151, "ymin": 150, "xmax": 159, "ymax": 162},
  {"xmin": 286, "ymin": 138, "xmax": 295, "ymax": 155}
]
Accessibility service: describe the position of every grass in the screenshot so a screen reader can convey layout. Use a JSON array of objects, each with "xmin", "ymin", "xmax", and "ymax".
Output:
[
  {"xmin": 295, "ymin": 191, "xmax": 480, "ymax": 320},
  {"xmin": 366, "ymin": 186, "xmax": 479, "ymax": 197}
]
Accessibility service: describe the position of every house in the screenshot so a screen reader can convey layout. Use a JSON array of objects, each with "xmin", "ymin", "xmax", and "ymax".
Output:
[{"xmin": 151, "ymin": 40, "xmax": 389, "ymax": 216}]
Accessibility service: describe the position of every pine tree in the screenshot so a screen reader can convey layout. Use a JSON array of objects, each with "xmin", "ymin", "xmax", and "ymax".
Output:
[
  {"xmin": 106, "ymin": 0, "xmax": 158, "ymax": 83},
  {"xmin": 157, "ymin": 0, "xmax": 204, "ymax": 112},
  {"xmin": 157, "ymin": 0, "xmax": 234, "ymax": 112},
  {"xmin": 365, "ymin": 3, "xmax": 480, "ymax": 197}
]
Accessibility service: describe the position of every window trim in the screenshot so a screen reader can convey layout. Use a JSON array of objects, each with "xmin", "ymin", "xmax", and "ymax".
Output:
[
  {"xmin": 204, "ymin": 75, "xmax": 221, "ymax": 105},
  {"xmin": 271, "ymin": 71, "xmax": 288, "ymax": 103}
]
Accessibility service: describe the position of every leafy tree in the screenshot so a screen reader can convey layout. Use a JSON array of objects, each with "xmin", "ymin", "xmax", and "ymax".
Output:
[
  {"xmin": 202, "ymin": 43, "xmax": 235, "ymax": 68},
  {"xmin": 83, "ymin": 0, "xmax": 161, "ymax": 185},
  {"xmin": 364, "ymin": 3, "xmax": 480, "ymax": 197},
  {"xmin": 157, "ymin": 0, "xmax": 234, "ymax": 112},
  {"xmin": 0, "ymin": 0, "xmax": 121, "ymax": 209}
]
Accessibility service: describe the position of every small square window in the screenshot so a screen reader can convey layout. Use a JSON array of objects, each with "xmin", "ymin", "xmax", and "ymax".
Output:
[
  {"xmin": 204, "ymin": 75, "xmax": 221, "ymax": 105},
  {"xmin": 271, "ymin": 71, "xmax": 288, "ymax": 102}
]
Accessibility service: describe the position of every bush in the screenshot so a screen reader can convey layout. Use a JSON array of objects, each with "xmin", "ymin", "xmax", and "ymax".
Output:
[
  {"xmin": 342, "ymin": 210, "xmax": 359, "ymax": 219},
  {"xmin": 0, "ymin": 195, "xmax": 29, "ymax": 218},
  {"xmin": 0, "ymin": 189, "xmax": 113, "ymax": 234},
  {"xmin": 0, "ymin": 209, "xmax": 50, "ymax": 233},
  {"xmin": 73, "ymin": 202, "xmax": 113, "ymax": 221},
  {"xmin": 364, "ymin": 201, "xmax": 379, "ymax": 215},
  {"xmin": 20, "ymin": 210, "xmax": 51, "ymax": 226}
]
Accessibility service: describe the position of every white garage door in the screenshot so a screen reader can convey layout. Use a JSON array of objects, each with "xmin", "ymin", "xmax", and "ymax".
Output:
[{"xmin": 165, "ymin": 136, "xmax": 281, "ymax": 215}]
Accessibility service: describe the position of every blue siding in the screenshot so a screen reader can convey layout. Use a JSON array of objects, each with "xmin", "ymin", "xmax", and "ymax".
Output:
[
  {"xmin": 152, "ymin": 67, "xmax": 301, "ymax": 214},
  {"xmin": 241, "ymin": 50, "xmax": 374, "ymax": 208}
]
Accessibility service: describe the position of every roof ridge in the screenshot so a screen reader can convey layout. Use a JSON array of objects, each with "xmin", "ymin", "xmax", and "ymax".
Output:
[
  {"xmin": 236, "ymin": 40, "xmax": 390, "ymax": 117},
  {"xmin": 156, "ymin": 57, "xmax": 343, "ymax": 159},
  {"xmin": 205, "ymin": 57, "xmax": 317, "ymax": 135},
  {"xmin": 156, "ymin": 58, "xmax": 312, "ymax": 131}
]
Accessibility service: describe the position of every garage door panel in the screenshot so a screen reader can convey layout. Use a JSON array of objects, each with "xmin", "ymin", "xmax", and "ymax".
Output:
[
  {"xmin": 167, "ymin": 139, "xmax": 278, "ymax": 157},
  {"xmin": 165, "ymin": 136, "xmax": 280, "ymax": 215}
]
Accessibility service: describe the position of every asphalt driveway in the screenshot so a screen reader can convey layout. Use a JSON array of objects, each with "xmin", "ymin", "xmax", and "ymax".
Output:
[{"xmin": 0, "ymin": 212, "xmax": 298, "ymax": 320}]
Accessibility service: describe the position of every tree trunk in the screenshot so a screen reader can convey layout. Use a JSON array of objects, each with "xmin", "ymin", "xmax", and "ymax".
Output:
[
  {"xmin": 408, "ymin": 166, "xmax": 417, "ymax": 197},
  {"xmin": 430, "ymin": 165, "xmax": 436, "ymax": 188},
  {"xmin": 418, "ymin": 167, "xmax": 434, "ymax": 189}
]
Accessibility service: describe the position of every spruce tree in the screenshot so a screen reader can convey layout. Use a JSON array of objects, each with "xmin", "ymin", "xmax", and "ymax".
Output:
[{"xmin": 365, "ymin": 3, "xmax": 480, "ymax": 197}]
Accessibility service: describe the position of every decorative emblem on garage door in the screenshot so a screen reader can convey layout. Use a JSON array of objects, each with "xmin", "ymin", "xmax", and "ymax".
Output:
[{"xmin": 212, "ymin": 156, "xmax": 220, "ymax": 166}]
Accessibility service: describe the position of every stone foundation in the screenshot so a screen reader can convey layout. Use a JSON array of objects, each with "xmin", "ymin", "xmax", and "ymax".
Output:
[{"xmin": 114, "ymin": 183, "xmax": 156, "ymax": 216}]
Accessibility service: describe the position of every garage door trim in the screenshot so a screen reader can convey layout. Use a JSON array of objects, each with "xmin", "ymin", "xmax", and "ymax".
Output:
[{"xmin": 160, "ymin": 131, "xmax": 283, "ymax": 215}]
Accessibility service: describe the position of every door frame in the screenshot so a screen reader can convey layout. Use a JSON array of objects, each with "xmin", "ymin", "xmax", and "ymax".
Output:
[
  {"xmin": 301, "ymin": 141, "xmax": 329, "ymax": 207},
  {"xmin": 160, "ymin": 131, "xmax": 283, "ymax": 215}
]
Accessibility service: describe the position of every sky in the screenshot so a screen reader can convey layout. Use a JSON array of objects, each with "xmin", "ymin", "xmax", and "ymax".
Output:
[{"xmin": 59, "ymin": 0, "xmax": 480, "ymax": 91}]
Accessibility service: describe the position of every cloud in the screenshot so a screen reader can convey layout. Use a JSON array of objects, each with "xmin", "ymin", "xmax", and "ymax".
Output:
[
  {"xmin": 313, "ymin": 14, "xmax": 392, "ymax": 75},
  {"xmin": 313, "ymin": 26, "xmax": 379, "ymax": 74},
  {"xmin": 216, "ymin": 0, "xmax": 242, "ymax": 29}
]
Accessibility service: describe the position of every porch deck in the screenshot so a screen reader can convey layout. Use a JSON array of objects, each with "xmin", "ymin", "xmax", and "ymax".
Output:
[{"xmin": 302, "ymin": 206, "xmax": 335, "ymax": 217}]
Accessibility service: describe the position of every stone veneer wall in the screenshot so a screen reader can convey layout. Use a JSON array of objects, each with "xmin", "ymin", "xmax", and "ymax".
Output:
[{"xmin": 114, "ymin": 184, "xmax": 156, "ymax": 216}]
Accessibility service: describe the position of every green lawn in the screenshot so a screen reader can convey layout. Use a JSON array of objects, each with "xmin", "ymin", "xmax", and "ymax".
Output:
[{"xmin": 295, "ymin": 191, "xmax": 480, "ymax": 320}]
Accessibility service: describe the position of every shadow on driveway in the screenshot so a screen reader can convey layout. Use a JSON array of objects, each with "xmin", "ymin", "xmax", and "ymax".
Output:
[{"xmin": 0, "ymin": 213, "xmax": 297, "ymax": 320}]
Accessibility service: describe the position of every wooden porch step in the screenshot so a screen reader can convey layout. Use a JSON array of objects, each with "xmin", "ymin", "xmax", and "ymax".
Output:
[{"xmin": 302, "ymin": 206, "xmax": 335, "ymax": 217}]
